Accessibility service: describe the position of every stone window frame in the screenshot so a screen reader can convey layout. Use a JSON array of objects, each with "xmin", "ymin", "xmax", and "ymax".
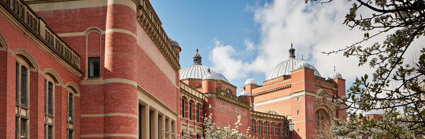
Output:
[
  {"xmin": 196, "ymin": 103, "xmax": 200, "ymax": 122},
  {"xmin": 271, "ymin": 123, "xmax": 275, "ymax": 136},
  {"xmin": 44, "ymin": 74, "xmax": 59, "ymax": 139},
  {"xmin": 66, "ymin": 87, "xmax": 77, "ymax": 139},
  {"xmin": 257, "ymin": 121, "xmax": 262, "ymax": 135},
  {"xmin": 87, "ymin": 57, "xmax": 100, "ymax": 78},
  {"xmin": 15, "ymin": 55, "xmax": 34, "ymax": 139}
]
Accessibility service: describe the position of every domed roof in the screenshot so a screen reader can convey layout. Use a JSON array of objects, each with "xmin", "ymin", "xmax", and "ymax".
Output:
[
  {"xmin": 327, "ymin": 67, "xmax": 343, "ymax": 80},
  {"xmin": 170, "ymin": 39, "xmax": 180, "ymax": 47},
  {"xmin": 327, "ymin": 72, "xmax": 342, "ymax": 80},
  {"xmin": 244, "ymin": 77, "xmax": 257, "ymax": 86},
  {"xmin": 180, "ymin": 49, "xmax": 229, "ymax": 82},
  {"xmin": 239, "ymin": 91, "xmax": 250, "ymax": 96},
  {"xmin": 266, "ymin": 45, "xmax": 321, "ymax": 80}
]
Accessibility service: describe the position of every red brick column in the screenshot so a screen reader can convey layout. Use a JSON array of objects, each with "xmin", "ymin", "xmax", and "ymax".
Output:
[
  {"xmin": 0, "ymin": 51, "xmax": 15, "ymax": 138},
  {"xmin": 29, "ymin": 72, "xmax": 43, "ymax": 139},
  {"xmin": 103, "ymin": 1, "xmax": 138, "ymax": 137}
]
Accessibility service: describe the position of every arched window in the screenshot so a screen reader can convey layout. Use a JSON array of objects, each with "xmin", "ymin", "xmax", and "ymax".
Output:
[
  {"xmin": 181, "ymin": 98, "xmax": 186, "ymax": 118},
  {"xmin": 277, "ymin": 123, "xmax": 282, "ymax": 137},
  {"xmin": 264, "ymin": 122, "xmax": 268, "ymax": 135},
  {"xmin": 258, "ymin": 121, "xmax": 262, "ymax": 135},
  {"xmin": 44, "ymin": 74, "xmax": 58, "ymax": 139},
  {"xmin": 251, "ymin": 120, "xmax": 256, "ymax": 134},
  {"xmin": 196, "ymin": 104, "xmax": 200, "ymax": 122},
  {"xmin": 15, "ymin": 55, "xmax": 34, "ymax": 139},
  {"xmin": 225, "ymin": 89, "xmax": 232, "ymax": 94},
  {"xmin": 189, "ymin": 101, "xmax": 193, "ymax": 120},
  {"xmin": 67, "ymin": 86, "xmax": 78, "ymax": 139},
  {"xmin": 271, "ymin": 123, "xmax": 275, "ymax": 136},
  {"xmin": 316, "ymin": 109, "xmax": 331, "ymax": 136}
]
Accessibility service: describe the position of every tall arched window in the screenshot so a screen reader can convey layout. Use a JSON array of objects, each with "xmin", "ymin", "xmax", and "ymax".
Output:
[
  {"xmin": 258, "ymin": 121, "xmax": 262, "ymax": 135},
  {"xmin": 189, "ymin": 101, "xmax": 193, "ymax": 120},
  {"xmin": 196, "ymin": 104, "xmax": 200, "ymax": 122},
  {"xmin": 251, "ymin": 120, "xmax": 256, "ymax": 135},
  {"xmin": 271, "ymin": 123, "xmax": 275, "ymax": 136},
  {"xmin": 316, "ymin": 109, "xmax": 331, "ymax": 136},
  {"xmin": 277, "ymin": 123, "xmax": 282, "ymax": 137},
  {"xmin": 44, "ymin": 75, "xmax": 56, "ymax": 139},
  {"xmin": 67, "ymin": 86, "xmax": 78, "ymax": 139},
  {"xmin": 15, "ymin": 57, "xmax": 31, "ymax": 139},
  {"xmin": 181, "ymin": 98, "xmax": 186, "ymax": 118},
  {"xmin": 264, "ymin": 122, "xmax": 268, "ymax": 135}
]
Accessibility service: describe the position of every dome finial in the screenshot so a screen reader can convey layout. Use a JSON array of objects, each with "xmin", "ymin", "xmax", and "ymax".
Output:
[
  {"xmin": 289, "ymin": 43, "xmax": 295, "ymax": 59},
  {"xmin": 193, "ymin": 49, "xmax": 202, "ymax": 65}
]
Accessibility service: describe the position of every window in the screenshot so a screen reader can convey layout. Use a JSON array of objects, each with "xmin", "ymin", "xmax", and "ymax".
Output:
[
  {"xmin": 297, "ymin": 110, "xmax": 299, "ymax": 115},
  {"xmin": 278, "ymin": 124, "xmax": 282, "ymax": 137},
  {"xmin": 196, "ymin": 104, "xmax": 200, "ymax": 122},
  {"xmin": 88, "ymin": 57, "xmax": 100, "ymax": 78},
  {"xmin": 45, "ymin": 78, "xmax": 55, "ymax": 139},
  {"xmin": 47, "ymin": 125, "xmax": 53, "ymax": 139},
  {"xmin": 226, "ymin": 89, "xmax": 232, "ymax": 94},
  {"xmin": 68, "ymin": 93, "xmax": 74, "ymax": 122},
  {"xmin": 181, "ymin": 99, "xmax": 185, "ymax": 118},
  {"xmin": 67, "ymin": 90, "xmax": 75, "ymax": 139},
  {"xmin": 45, "ymin": 79, "xmax": 54, "ymax": 116},
  {"xmin": 264, "ymin": 122, "xmax": 268, "ymax": 135},
  {"xmin": 16, "ymin": 61, "xmax": 30, "ymax": 139},
  {"xmin": 258, "ymin": 121, "xmax": 262, "ymax": 135},
  {"xmin": 271, "ymin": 123, "xmax": 275, "ymax": 136},
  {"xmin": 251, "ymin": 120, "xmax": 255, "ymax": 134},
  {"xmin": 67, "ymin": 129, "xmax": 73, "ymax": 139},
  {"xmin": 20, "ymin": 118, "xmax": 27, "ymax": 139},
  {"xmin": 189, "ymin": 102, "xmax": 193, "ymax": 120}
]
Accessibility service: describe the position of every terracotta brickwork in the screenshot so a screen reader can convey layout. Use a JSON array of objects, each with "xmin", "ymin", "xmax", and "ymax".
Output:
[
  {"xmin": 252, "ymin": 67, "xmax": 346, "ymax": 138},
  {"xmin": 0, "ymin": 0, "xmax": 342, "ymax": 139}
]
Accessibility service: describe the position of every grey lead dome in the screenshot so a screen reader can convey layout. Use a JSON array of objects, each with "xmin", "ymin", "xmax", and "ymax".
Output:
[
  {"xmin": 266, "ymin": 46, "xmax": 321, "ymax": 80},
  {"xmin": 180, "ymin": 49, "xmax": 229, "ymax": 82},
  {"xmin": 244, "ymin": 77, "xmax": 257, "ymax": 86}
]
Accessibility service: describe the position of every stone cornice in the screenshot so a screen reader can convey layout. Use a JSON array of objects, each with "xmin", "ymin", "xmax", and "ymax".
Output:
[
  {"xmin": 136, "ymin": 0, "xmax": 180, "ymax": 71},
  {"xmin": 180, "ymin": 82, "xmax": 205, "ymax": 102},
  {"xmin": 204, "ymin": 92, "xmax": 250, "ymax": 109},
  {"xmin": 253, "ymin": 84, "xmax": 291, "ymax": 97},
  {"xmin": 251, "ymin": 111, "xmax": 287, "ymax": 120}
]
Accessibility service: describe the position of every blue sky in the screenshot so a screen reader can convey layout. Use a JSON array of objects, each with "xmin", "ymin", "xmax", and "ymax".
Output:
[
  {"xmin": 151, "ymin": 0, "xmax": 425, "ymax": 95},
  {"xmin": 151, "ymin": 0, "xmax": 264, "ymax": 89}
]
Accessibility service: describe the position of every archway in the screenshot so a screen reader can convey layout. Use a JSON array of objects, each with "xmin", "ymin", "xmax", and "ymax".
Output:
[{"xmin": 315, "ymin": 108, "xmax": 332, "ymax": 138}]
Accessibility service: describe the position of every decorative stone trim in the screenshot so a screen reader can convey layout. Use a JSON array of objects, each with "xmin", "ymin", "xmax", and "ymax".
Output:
[
  {"xmin": 251, "ymin": 111, "xmax": 287, "ymax": 120},
  {"xmin": 204, "ymin": 92, "xmax": 250, "ymax": 109},
  {"xmin": 180, "ymin": 82, "xmax": 205, "ymax": 101},
  {"xmin": 136, "ymin": 0, "xmax": 180, "ymax": 71},
  {"xmin": 253, "ymin": 84, "xmax": 291, "ymax": 96},
  {"xmin": 0, "ymin": 0, "xmax": 81, "ymax": 70}
]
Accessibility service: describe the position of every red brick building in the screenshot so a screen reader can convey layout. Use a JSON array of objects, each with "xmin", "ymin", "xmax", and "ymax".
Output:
[{"xmin": 0, "ymin": 0, "xmax": 343, "ymax": 139}]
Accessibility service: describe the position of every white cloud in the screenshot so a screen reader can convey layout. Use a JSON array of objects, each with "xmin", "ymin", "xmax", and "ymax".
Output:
[{"xmin": 210, "ymin": 0, "xmax": 425, "ymax": 85}]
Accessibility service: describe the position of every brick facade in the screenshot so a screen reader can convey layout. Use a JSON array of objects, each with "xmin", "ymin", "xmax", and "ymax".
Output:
[{"xmin": 0, "ymin": 0, "xmax": 343, "ymax": 139}]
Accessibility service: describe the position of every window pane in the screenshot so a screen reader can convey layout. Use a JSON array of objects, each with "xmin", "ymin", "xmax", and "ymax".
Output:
[
  {"xmin": 15, "ymin": 117, "xmax": 18, "ymax": 139},
  {"xmin": 16, "ymin": 63, "xmax": 19, "ymax": 104},
  {"xmin": 67, "ymin": 130, "xmax": 73, "ymax": 139},
  {"xmin": 48, "ymin": 81, "xmax": 53, "ymax": 115},
  {"xmin": 189, "ymin": 102, "xmax": 192, "ymax": 120},
  {"xmin": 196, "ymin": 105, "xmax": 199, "ymax": 122},
  {"xmin": 48, "ymin": 125, "xmax": 53, "ymax": 139},
  {"xmin": 68, "ymin": 93, "xmax": 73, "ymax": 122},
  {"xmin": 20, "ymin": 66, "xmax": 27, "ymax": 107},
  {"xmin": 181, "ymin": 99, "xmax": 185, "ymax": 118},
  {"xmin": 88, "ymin": 57, "xmax": 100, "ymax": 78},
  {"xmin": 20, "ymin": 118, "xmax": 27, "ymax": 139}
]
